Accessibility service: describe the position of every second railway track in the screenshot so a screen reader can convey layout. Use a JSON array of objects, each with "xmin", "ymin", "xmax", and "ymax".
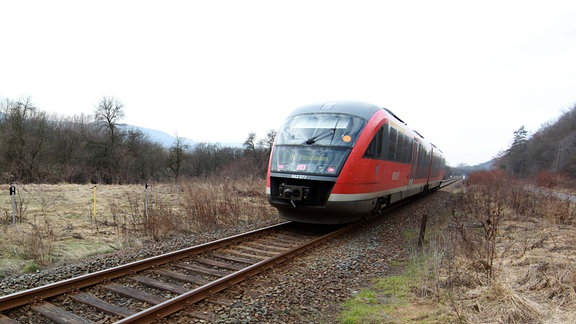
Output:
[{"xmin": 0, "ymin": 221, "xmax": 356, "ymax": 323}]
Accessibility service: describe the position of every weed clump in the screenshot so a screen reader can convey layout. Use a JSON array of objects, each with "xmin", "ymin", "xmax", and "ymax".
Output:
[
  {"xmin": 433, "ymin": 172, "xmax": 576, "ymax": 322},
  {"xmin": 344, "ymin": 171, "xmax": 576, "ymax": 323},
  {"xmin": 0, "ymin": 178, "xmax": 277, "ymax": 274}
]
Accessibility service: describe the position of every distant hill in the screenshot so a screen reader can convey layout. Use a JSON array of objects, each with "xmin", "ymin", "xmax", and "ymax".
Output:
[
  {"xmin": 500, "ymin": 104, "xmax": 576, "ymax": 177},
  {"xmin": 451, "ymin": 104, "xmax": 576, "ymax": 180},
  {"xmin": 123, "ymin": 125, "xmax": 192, "ymax": 147},
  {"xmin": 447, "ymin": 159, "xmax": 495, "ymax": 177},
  {"xmin": 125, "ymin": 125, "xmax": 242, "ymax": 149}
]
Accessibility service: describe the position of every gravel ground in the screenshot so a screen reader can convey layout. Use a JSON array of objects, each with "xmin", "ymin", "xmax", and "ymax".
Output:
[
  {"xmin": 0, "ymin": 189, "xmax": 454, "ymax": 323},
  {"xmin": 195, "ymin": 189, "xmax": 454, "ymax": 323}
]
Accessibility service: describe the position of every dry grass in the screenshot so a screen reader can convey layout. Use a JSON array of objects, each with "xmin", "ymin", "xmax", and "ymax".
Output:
[
  {"xmin": 0, "ymin": 178, "xmax": 277, "ymax": 275},
  {"xmin": 413, "ymin": 171, "xmax": 576, "ymax": 323}
]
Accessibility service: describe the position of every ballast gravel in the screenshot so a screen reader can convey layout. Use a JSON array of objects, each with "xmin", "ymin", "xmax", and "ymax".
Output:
[{"xmin": 0, "ymin": 189, "xmax": 454, "ymax": 323}]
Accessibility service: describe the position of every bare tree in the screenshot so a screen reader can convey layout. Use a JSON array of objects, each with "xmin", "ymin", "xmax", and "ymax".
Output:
[
  {"xmin": 93, "ymin": 96, "xmax": 126, "ymax": 183},
  {"xmin": 258, "ymin": 129, "xmax": 277, "ymax": 155},
  {"xmin": 95, "ymin": 96, "xmax": 125, "ymax": 143},
  {"xmin": 0, "ymin": 97, "xmax": 47, "ymax": 181},
  {"xmin": 243, "ymin": 132, "xmax": 257, "ymax": 153},
  {"xmin": 168, "ymin": 136, "xmax": 190, "ymax": 180}
]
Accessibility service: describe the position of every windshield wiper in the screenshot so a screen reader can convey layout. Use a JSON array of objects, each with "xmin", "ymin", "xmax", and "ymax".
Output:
[{"xmin": 304, "ymin": 128, "xmax": 335, "ymax": 145}]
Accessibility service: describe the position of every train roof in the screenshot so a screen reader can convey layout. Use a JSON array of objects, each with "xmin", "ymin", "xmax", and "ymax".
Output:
[
  {"xmin": 288, "ymin": 101, "xmax": 442, "ymax": 156},
  {"xmin": 289, "ymin": 101, "xmax": 409, "ymax": 125},
  {"xmin": 288, "ymin": 101, "xmax": 383, "ymax": 120}
]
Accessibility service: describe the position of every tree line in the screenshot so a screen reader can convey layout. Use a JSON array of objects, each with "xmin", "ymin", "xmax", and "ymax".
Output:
[
  {"xmin": 498, "ymin": 103, "xmax": 576, "ymax": 181},
  {"xmin": 0, "ymin": 97, "xmax": 275, "ymax": 184}
]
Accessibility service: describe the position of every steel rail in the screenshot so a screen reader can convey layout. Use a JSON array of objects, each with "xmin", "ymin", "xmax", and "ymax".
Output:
[
  {"xmin": 440, "ymin": 177, "xmax": 462, "ymax": 188},
  {"xmin": 116, "ymin": 222, "xmax": 358, "ymax": 323},
  {"xmin": 0, "ymin": 221, "xmax": 291, "ymax": 312}
]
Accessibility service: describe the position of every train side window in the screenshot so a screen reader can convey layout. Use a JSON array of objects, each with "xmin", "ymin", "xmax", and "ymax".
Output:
[
  {"xmin": 396, "ymin": 134, "xmax": 404, "ymax": 162},
  {"xmin": 415, "ymin": 147, "xmax": 429, "ymax": 178},
  {"xmin": 403, "ymin": 136, "xmax": 413, "ymax": 163},
  {"xmin": 387, "ymin": 127, "xmax": 397, "ymax": 161},
  {"xmin": 430, "ymin": 154, "xmax": 445, "ymax": 177},
  {"xmin": 363, "ymin": 127, "xmax": 382, "ymax": 158}
]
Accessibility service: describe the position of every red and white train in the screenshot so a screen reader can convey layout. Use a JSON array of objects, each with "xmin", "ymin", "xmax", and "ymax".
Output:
[{"xmin": 266, "ymin": 101, "xmax": 446, "ymax": 224}]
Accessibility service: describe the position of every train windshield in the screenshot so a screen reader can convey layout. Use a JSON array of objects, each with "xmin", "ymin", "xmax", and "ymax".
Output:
[
  {"xmin": 270, "ymin": 146, "xmax": 350, "ymax": 175},
  {"xmin": 270, "ymin": 113, "xmax": 366, "ymax": 175},
  {"xmin": 275, "ymin": 113, "xmax": 365, "ymax": 147}
]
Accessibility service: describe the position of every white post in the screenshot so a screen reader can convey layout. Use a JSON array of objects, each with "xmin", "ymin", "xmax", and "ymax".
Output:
[
  {"xmin": 145, "ymin": 182, "xmax": 149, "ymax": 221},
  {"xmin": 10, "ymin": 185, "xmax": 16, "ymax": 224}
]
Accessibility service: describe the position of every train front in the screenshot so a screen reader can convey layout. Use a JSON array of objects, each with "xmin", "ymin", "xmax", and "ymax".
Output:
[{"xmin": 265, "ymin": 103, "xmax": 371, "ymax": 224}]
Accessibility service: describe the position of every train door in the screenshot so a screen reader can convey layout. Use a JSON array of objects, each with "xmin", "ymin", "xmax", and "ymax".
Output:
[
  {"xmin": 408, "ymin": 140, "xmax": 419, "ymax": 187},
  {"xmin": 425, "ymin": 146, "xmax": 434, "ymax": 185}
]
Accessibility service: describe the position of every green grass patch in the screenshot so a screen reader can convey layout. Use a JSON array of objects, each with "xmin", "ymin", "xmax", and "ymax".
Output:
[
  {"xmin": 341, "ymin": 252, "xmax": 445, "ymax": 323},
  {"xmin": 374, "ymin": 274, "xmax": 411, "ymax": 300},
  {"xmin": 401, "ymin": 228, "xmax": 419, "ymax": 242},
  {"xmin": 342, "ymin": 267, "xmax": 415, "ymax": 323},
  {"xmin": 22, "ymin": 262, "xmax": 41, "ymax": 273},
  {"xmin": 342, "ymin": 289, "xmax": 384, "ymax": 324},
  {"xmin": 56, "ymin": 240, "xmax": 117, "ymax": 260}
]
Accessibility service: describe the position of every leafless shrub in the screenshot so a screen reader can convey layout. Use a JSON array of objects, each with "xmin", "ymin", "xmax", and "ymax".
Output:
[
  {"xmin": 143, "ymin": 200, "xmax": 181, "ymax": 241},
  {"xmin": 107, "ymin": 178, "xmax": 276, "ymax": 240},
  {"xmin": 537, "ymin": 195, "xmax": 576, "ymax": 225},
  {"xmin": 1, "ymin": 219, "xmax": 57, "ymax": 268},
  {"xmin": 21, "ymin": 221, "xmax": 55, "ymax": 265},
  {"xmin": 465, "ymin": 281, "xmax": 545, "ymax": 323},
  {"xmin": 179, "ymin": 179, "xmax": 250, "ymax": 232},
  {"xmin": 508, "ymin": 186, "xmax": 538, "ymax": 218},
  {"xmin": 535, "ymin": 171, "xmax": 562, "ymax": 188},
  {"xmin": 428, "ymin": 171, "xmax": 576, "ymax": 322},
  {"xmin": 452, "ymin": 183, "xmax": 506, "ymax": 280}
]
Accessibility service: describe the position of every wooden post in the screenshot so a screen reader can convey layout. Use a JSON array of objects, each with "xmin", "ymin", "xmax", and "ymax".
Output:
[
  {"xmin": 10, "ymin": 185, "xmax": 16, "ymax": 224},
  {"xmin": 92, "ymin": 186, "xmax": 97, "ymax": 221},
  {"xmin": 145, "ymin": 182, "xmax": 149, "ymax": 222},
  {"xmin": 418, "ymin": 213, "xmax": 428, "ymax": 249}
]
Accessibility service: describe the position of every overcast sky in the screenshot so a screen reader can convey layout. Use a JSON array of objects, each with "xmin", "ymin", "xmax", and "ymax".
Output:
[{"xmin": 2, "ymin": 1, "xmax": 575, "ymax": 166}]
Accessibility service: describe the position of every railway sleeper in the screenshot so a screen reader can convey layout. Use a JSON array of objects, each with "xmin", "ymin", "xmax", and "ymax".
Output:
[
  {"xmin": 103, "ymin": 283, "xmax": 168, "ymax": 305},
  {"xmin": 31, "ymin": 301, "xmax": 96, "ymax": 324},
  {"xmin": 210, "ymin": 252, "xmax": 255, "ymax": 265},
  {"xmin": 237, "ymin": 246, "xmax": 278, "ymax": 256},
  {"xmin": 71, "ymin": 292, "xmax": 136, "ymax": 317},
  {"xmin": 185, "ymin": 310, "xmax": 214, "ymax": 321},
  {"xmin": 174, "ymin": 262, "xmax": 229, "ymax": 277},
  {"xmin": 206, "ymin": 297, "xmax": 235, "ymax": 307},
  {"xmin": 131, "ymin": 275, "xmax": 189, "ymax": 295},
  {"xmin": 255, "ymin": 238, "xmax": 295, "ymax": 249},
  {"xmin": 195, "ymin": 257, "xmax": 244, "ymax": 271},
  {"xmin": 244, "ymin": 241, "xmax": 290, "ymax": 252},
  {"xmin": 155, "ymin": 269, "xmax": 210, "ymax": 285},
  {"xmin": 0, "ymin": 314, "xmax": 19, "ymax": 324},
  {"xmin": 220, "ymin": 249, "xmax": 266, "ymax": 261}
]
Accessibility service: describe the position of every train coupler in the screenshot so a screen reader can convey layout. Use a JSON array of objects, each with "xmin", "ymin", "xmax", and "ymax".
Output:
[{"xmin": 278, "ymin": 184, "xmax": 311, "ymax": 202}]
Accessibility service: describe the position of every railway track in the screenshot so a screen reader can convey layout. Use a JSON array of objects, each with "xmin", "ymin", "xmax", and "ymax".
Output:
[
  {"xmin": 439, "ymin": 177, "xmax": 462, "ymax": 188},
  {"xmin": 0, "ymin": 179, "xmax": 460, "ymax": 323},
  {"xmin": 0, "ymin": 222, "xmax": 356, "ymax": 323}
]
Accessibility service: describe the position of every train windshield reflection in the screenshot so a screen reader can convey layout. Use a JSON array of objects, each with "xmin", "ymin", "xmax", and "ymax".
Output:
[
  {"xmin": 275, "ymin": 113, "xmax": 365, "ymax": 147},
  {"xmin": 271, "ymin": 113, "xmax": 366, "ymax": 175},
  {"xmin": 270, "ymin": 146, "xmax": 350, "ymax": 175}
]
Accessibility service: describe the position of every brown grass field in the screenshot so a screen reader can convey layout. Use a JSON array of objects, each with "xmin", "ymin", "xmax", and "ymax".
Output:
[
  {"xmin": 0, "ymin": 179, "xmax": 276, "ymax": 275},
  {"xmin": 1, "ymin": 174, "xmax": 575, "ymax": 322},
  {"xmin": 413, "ymin": 172, "xmax": 576, "ymax": 323}
]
